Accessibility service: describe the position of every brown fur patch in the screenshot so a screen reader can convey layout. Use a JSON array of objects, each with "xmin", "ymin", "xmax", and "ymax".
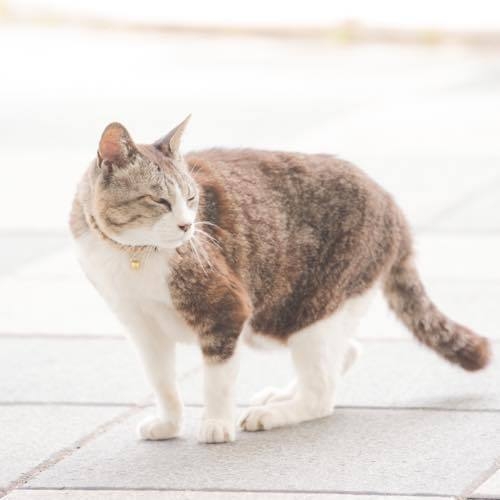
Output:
[
  {"xmin": 169, "ymin": 250, "xmax": 252, "ymax": 361},
  {"xmin": 185, "ymin": 150, "xmax": 399, "ymax": 339}
]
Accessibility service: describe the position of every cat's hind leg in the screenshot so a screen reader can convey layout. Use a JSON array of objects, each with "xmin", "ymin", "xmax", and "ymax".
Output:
[
  {"xmin": 239, "ymin": 318, "xmax": 346, "ymax": 431},
  {"xmin": 249, "ymin": 337, "xmax": 362, "ymax": 407},
  {"xmin": 249, "ymin": 338, "xmax": 362, "ymax": 406},
  {"xmin": 249, "ymin": 380, "xmax": 297, "ymax": 406},
  {"xmin": 240, "ymin": 292, "xmax": 370, "ymax": 431}
]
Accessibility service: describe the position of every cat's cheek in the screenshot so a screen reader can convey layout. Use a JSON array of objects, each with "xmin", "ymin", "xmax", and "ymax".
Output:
[{"xmin": 151, "ymin": 216, "xmax": 183, "ymax": 248}]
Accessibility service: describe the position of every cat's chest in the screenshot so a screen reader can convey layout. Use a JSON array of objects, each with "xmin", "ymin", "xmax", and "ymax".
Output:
[{"xmin": 76, "ymin": 232, "xmax": 173, "ymax": 306}]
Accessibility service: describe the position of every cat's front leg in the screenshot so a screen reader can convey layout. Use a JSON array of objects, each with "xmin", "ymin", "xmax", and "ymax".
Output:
[
  {"xmin": 198, "ymin": 351, "xmax": 239, "ymax": 443},
  {"xmin": 170, "ymin": 265, "xmax": 250, "ymax": 443},
  {"xmin": 125, "ymin": 318, "xmax": 183, "ymax": 440}
]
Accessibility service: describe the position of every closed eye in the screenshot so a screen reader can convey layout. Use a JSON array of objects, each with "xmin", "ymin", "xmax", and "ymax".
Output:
[
  {"xmin": 187, "ymin": 195, "xmax": 195, "ymax": 202},
  {"xmin": 156, "ymin": 198, "xmax": 172, "ymax": 210}
]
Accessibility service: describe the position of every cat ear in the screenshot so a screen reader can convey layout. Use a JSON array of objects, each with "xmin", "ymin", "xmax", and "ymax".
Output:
[
  {"xmin": 97, "ymin": 122, "xmax": 137, "ymax": 167},
  {"xmin": 154, "ymin": 114, "xmax": 191, "ymax": 158}
]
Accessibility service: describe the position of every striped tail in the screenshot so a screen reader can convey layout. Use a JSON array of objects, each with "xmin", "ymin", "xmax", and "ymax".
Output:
[{"xmin": 383, "ymin": 245, "xmax": 491, "ymax": 371}]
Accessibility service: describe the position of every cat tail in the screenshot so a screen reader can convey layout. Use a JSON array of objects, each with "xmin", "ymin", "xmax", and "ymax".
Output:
[{"xmin": 383, "ymin": 240, "xmax": 491, "ymax": 371}]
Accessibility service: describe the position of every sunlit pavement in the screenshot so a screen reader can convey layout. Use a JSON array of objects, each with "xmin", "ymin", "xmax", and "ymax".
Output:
[{"xmin": 1, "ymin": 24, "xmax": 499, "ymax": 499}]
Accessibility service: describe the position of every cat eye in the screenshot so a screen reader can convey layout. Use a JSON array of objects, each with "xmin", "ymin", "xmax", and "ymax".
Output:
[
  {"xmin": 187, "ymin": 195, "xmax": 196, "ymax": 202},
  {"xmin": 156, "ymin": 198, "xmax": 172, "ymax": 210}
]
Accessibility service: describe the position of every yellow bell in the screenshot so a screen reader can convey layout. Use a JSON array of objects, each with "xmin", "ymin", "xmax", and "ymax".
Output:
[{"xmin": 130, "ymin": 259, "xmax": 141, "ymax": 271}]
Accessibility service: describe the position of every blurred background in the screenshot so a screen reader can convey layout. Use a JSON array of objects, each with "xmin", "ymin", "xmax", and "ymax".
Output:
[{"xmin": 0, "ymin": 0, "xmax": 499, "ymax": 338}]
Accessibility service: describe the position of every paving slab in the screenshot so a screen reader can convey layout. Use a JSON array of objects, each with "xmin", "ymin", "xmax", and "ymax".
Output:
[
  {"xmin": 0, "ymin": 338, "xmax": 200, "ymax": 404},
  {"xmin": 178, "ymin": 341, "xmax": 500, "ymax": 409},
  {"xmin": 3, "ymin": 491, "xmax": 453, "ymax": 500},
  {"xmin": 27, "ymin": 407, "xmax": 500, "ymax": 496},
  {"xmin": 0, "ymin": 405, "xmax": 123, "ymax": 491},
  {"xmin": 2, "ymin": 336, "xmax": 495, "ymax": 410},
  {"xmin": 337, "ymin": 341, "xmax": 499, "ymax": 410},
  {"xmin": 471, "ymin": 468, "xmax": 500, "ymax": 499}
]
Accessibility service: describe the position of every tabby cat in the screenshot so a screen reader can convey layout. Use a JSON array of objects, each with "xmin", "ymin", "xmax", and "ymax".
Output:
[{"xmin": 70, "ymin": 116, "xmax": 490, "ymax": 443}]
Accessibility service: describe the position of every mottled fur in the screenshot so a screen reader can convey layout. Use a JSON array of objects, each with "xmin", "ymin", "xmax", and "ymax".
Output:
[
  {"xmin": 71, "ymin": 119, "xmax": 491, "ymax": 443},
  {"xmin": 181, "ymin": 148, "xmax": 490, "ymax": 370}
]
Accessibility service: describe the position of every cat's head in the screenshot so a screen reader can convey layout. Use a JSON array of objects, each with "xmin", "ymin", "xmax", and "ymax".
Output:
[{"xmin": 90, "ymin": 116, "xmax": 198, "ymax": 250}]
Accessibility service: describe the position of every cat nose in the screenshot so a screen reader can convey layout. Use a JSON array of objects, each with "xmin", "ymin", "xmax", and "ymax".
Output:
[{"xmin": 178, "ymin": 223, "xmax": 192, "ymax": 233}]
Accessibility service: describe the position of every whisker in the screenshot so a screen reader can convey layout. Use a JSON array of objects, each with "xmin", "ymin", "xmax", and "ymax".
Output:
[
  {"xmin": 195, "ymin": 228, "xmax": 222, "ymax": 249},
  {"xmin": 193, "ymin": 235, "xmax": 214, "ymax": 271},
  {"xmin": 189, "ymin": 238, "xmax": 208, "ymax": 276},
  {"xmin": 194, "ymin": 220, "xmax": 224, "ymax": 232}
]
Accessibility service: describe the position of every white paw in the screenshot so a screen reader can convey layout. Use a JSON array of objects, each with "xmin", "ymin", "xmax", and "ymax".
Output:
[
  {"xmin": 240, "ymin": 401, "xmax": 333, "ymax": 432},
  {"xmin": 239, "ymin": 405, "xmax": 288, "ymax": 432},
  {"xmin": 198, "ymin": 418, "xmax": 235, "ymax": 444},
  {"xmin": 249, "ymin": 385, "xmax": 296, "ymax": 406},
  {"xmin": 137, "ymin": 415, "xmax": 182, "ymax": 440}
]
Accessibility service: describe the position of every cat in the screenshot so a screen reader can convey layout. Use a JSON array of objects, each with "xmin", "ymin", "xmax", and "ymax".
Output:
[{"xmin": 70, "ymin": 116, "xmax": 491, "ymax": 443}]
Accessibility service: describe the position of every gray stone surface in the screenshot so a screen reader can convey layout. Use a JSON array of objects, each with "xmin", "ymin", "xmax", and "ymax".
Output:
[
  {"xmin": 0, "ymin": 405, "xmax": 122, "ymax": 490},
  {"xmin": 472, "ymin": 469, "xmax": 500, "ymax": 498},
  {"xmin": 179, "ymin": 341, "xmax": 500, "ymax": 409},
  {"xmin": 3, "ymin": 492, "xmax": 453, "ymax": 500},
  {"xmin": 337, "ymin": 341, "xmax": 499, "ymax": 410},
  {"xmin": 2, "ymin": 336, "xmax": 496, "ymax": 410},
  {"xmin": 27, "ymin": 407, "xmax": 500, "ymax": 496},
  {"xmin": 0, "ymin": 338, "xmax": 200, "ymax": 404}
]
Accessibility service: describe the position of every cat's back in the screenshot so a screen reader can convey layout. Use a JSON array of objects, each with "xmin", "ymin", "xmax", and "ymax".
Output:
[
  {"xmin": 187, "ymin": 148, "xmax": 358, "ymax": 184},
  {"xmin": 187, "ymin": 148, "xmax": 387, "ymax": 217},
  {"xmin": 186, "ymin": 149, "xmax": 399, "ymax": 333}
]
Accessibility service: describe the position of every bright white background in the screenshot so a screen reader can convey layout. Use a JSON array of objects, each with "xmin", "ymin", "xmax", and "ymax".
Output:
[{"xmin": 0, "ymin": 1, "xmax": 499, "ymax": 235}]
